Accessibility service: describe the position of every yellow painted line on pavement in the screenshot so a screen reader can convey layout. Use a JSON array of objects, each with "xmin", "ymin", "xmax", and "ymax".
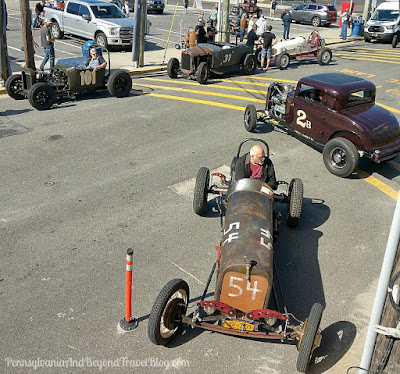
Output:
[
  {"xmin": 335, "ymin": 52, "xmax": 400, "ymax": 61},
  {"xmin": 357, "ymin": 170, "xmax": 399, "ymax": 200},
  {"xmin": 140, "ymin": 77, "xmax": 266, "ymax": 94},
  {"xmin": 240, "ymin": 76, "xmax": 298, "ymax": 84},
  {"xmin": 334, "ymin": 55, "xmax": 400, "ymax": 64},
  {"xmin": 132, "ymin": 83, "xmax": 265, "ymax": 103}
]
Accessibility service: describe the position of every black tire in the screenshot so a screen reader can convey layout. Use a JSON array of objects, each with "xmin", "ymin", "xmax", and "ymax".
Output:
[
  {"xmin": 317, "ymin": 48, "xmax": 332, "ymax": 65},
  {"xmin": 243, "ymin": 54, "xmax": 256, "ymax": 75},
  {"xmin": 244, "ymin": 104, "xmax": 257, "ymax": 132},
  {"xmin": 392, "ymin": 33, "xmax": 398, "ymax": 48},
  {"xmin": 276, "ymin": 53, "xmax": 290, "ymax": 70},
  {"xmin": 324, "ymin": 23, "xmax": 331, "ymax": 27},
  {"xmin": 148, "ymin": 279, "xmax": 189, "ymax": 345},
  {"xmin": 311, "ymin": 16, "xmax": 321, "ymax": 27},
  {"xmin": 364, "ymin": 35, "xmax": 371, "ymax": 43},
  {"xmin": 196, "ymin": 62, "xmax": 208, "ymax": 84},
  {"xmin": 193, "ymin": 167, "xmax": 210, "ymax": 216},
  {"xmin": 323, "ymin": 137, "xmax": 359, "ymax": 178},
  {"xmin": 296, "ymin": 303, "xmax": 324, "ymax": 373},
  {"xmin": 167, "ymin": 58, "xmax": 179, "ymax": 79},
  {"xmin": 287, "ymin": 178, "xmax": 303, "ymax": 228},
  {"xmin": 107, "ymin": 70, "xmax": 132, "ymax": 97},
  {"xmin": 95, "ymin": 32, "xmax": 108, "ymax": 50},
  {"xmin": 5, "ymin": 74, "xmax": 25, "ymax": 100},
  {"xmin": 27, "ymin": 82, "xmax": 55, "ymax": 111},
  {"xmin": 51, "ymin": 21, "xmax": 64, "ymax": 39}
]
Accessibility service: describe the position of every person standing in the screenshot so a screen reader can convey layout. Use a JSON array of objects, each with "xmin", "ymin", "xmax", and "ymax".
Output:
[
  {"xmin": 239, "ymin": 13, "xmax": 247, "ymax": 42},
  {"xmin": 269, "ymin": 0, "xmax": 277, "ymax": 19},
  {"xmin": 259, "ymin": 25, "xmax": 277, "ymax": 71},
  {"xmin": 340, "ymin": 8, "xmax": 351, "ymax": 40},
  {"xmin": 209, "ymin": 5, "xmax": 218, "ymax": 28},
  {"xmin": 247, "ymin": 15, "xmax": 255, "ymax": 34},
  {"xmin": 195, "ymin": 18, "xmax": 208, "ymax": 44},
  {"xmin": 184, "ymin": 0, "xmax": 188, "ymax": 14},
  {"xmin": 122, "ymin": 0, "xmax": 129, "ymax": 16},
  {"xmin": 246, "ymin": 24, "xmax": 258, "ymax": 51},
  {"xmin": 255, "ymin": 13, "xmax": 268, "ymax": 37},
  {"xmin": 33, "ymin": 0, "xmax": 45, "ymax": 28},
  {"xmin": 39, "ymin": 19, "xmax": 55, "ymax": 71},
  {"xmin": 282, "ymin": 11, "xmax": 292, "ymax": 40}
]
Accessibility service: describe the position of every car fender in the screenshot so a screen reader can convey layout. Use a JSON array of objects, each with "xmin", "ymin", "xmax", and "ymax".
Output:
[{"xmin": 329, "ymin": 131, "xmax": 364, "ymax": 150}]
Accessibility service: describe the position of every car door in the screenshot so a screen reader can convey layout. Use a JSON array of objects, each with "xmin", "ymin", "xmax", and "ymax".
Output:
[
  {"xmin": 285, "ymin": 84, "xmax": 326, "ymax": 142},
  {"xmin": 291, "ymin": 3, "xmax": 307, "ymax": 22},
  {"xmin": 77, "ymin": 4, "xmax": 92, "ymax": 39},
  {"xmin": 63, "ymin": 2, "xmax": 80, "ymax": 34}
]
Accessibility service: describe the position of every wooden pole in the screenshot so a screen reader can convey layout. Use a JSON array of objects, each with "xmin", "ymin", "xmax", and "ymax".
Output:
[
  {"xmin": 0, "ymin": 0, "xmax": 12, "ymax": 81},
  {"xmin": 19, "ymin": 0, "xmax": 36, "ymax": 69}
]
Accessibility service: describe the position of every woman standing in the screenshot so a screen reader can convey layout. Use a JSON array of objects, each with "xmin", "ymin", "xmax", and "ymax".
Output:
[
  {"xmin": 239, "ymin": 13, "xmax": 248, "ymax": 42},
  {"xmin": 247, "ymin": 15, "xmax": 255, "ymax": 34}
]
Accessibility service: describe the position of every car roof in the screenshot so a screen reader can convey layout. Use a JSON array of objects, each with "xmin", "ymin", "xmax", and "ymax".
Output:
[
  {"xmin": 299, "ymin": 73, "xmax": 375, "ymax": 94},
  {"xmin": 69, "ymin": 0, "xmax": 115, "ymax": 5}
]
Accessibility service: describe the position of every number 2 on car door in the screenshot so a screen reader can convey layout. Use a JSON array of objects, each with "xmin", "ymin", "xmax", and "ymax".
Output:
[{"xmin": 296, "ymin": 109, "xmax": 311, "ymax": 129}]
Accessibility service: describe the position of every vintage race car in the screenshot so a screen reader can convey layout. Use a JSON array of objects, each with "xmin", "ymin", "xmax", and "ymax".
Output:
[
  {"xmin": 5, "ymin": 42, "xmax": 132, "ymax": 110},
  {"xmin": 231, "ymin": 0, "xmax": 262, "ymax": 18},
  {"xmin": 255, "ymin": 30, "xmax": 332, "ymax": 69},
  {"xmin": 148, "ymin": 139, "xmax": 324, "ymax": 373},
  {"xmin": 167, "ymin": 42, "xmax": 257, "ymax": 84},
  {"xmin": 244, "ymin": 73, "xmax": 400, "ymax": 177}
]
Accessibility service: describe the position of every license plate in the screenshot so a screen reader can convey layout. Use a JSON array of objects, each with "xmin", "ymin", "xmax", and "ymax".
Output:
[
  {"xmin": 224, "ymin": 320, "xmax": 255, "ymax": 332},
  {"xmin": 372, "ymin": 33, "xmax": 378, "ymax": 37}
]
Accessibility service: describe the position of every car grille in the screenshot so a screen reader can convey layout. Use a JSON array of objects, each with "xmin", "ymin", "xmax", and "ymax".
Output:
[
  {"xmin": 181, "ymin": 53, "xmax": 191, "ymax": 70},
  {"xmin": 120, "ymin": 27, "xmax": 133, "ymax": 39},
  {"xmin": 368, "ymin": 26, "xmax": 385, "ymax": 33}
]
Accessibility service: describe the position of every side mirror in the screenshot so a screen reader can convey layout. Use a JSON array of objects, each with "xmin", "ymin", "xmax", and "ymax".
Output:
[{"xmin": 82, "ymin": 14, "xmax": 91, "ymax": 21}]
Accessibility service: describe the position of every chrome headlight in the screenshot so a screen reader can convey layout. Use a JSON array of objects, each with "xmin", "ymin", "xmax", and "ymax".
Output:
[
  {"xmin": 387, "ymin": 25, "xmax": 395, "ymax": 30},
  {"xmin": 109, "ymin": 27, "xmax": 119, "ymax": 35}
]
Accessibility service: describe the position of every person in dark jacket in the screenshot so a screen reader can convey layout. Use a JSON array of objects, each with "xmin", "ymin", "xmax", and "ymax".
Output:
[
  {"xmin": 282, "ymin": 11, "xmax": 292, "ymax": 40},
  {"xmin": 234, "ymin": 144, "xmax": 277, "ymax": 189},
  {"xmin": 246, "ymin": 24, "xmax": 258, "ymax": 50}
]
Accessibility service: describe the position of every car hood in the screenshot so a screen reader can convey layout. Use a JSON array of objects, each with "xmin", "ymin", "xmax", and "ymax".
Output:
[
  {"xmin": 96, "ymin": 18, "xmax": 134, "ymax": 27},
  {"xmin": 346, "ymin": 104, "xmax": 400, "ymax": 146}
]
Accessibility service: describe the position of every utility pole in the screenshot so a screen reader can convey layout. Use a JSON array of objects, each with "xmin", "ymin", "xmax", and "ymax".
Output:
[
  {"xmin": 19, "ymin": 0, "xmax": 35, "ymax": 69},
  {"xmin": 221, "ymin": 0, "xmax": 230, "ymax": 42},
  {"xmin": 139, "ymin": 0, "xmax": 146, "ymax": 66},
  {"xmin": 131, "ymin": 0, "xmax": 142, "ymax": 67},
  {"xmin": 0, "ymin": 0, "xmax": 12, "ymax": 83}
]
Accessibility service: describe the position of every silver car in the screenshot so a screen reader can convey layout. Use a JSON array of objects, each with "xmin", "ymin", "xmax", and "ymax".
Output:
[{"xmin": 282, "ymin": 3, "xmax": 337, "ymax": 27}]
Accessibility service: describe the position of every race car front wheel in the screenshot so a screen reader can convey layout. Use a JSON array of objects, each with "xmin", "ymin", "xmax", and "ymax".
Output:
[
  {"xmin": 193, "ymin": 167, "xmax": 210, "ymax": 216},
  {"xmin": 323, "ymin": 137, "xmax": 359, "ymax": 178},
  {"xmin": 317, "ymin": 48, "xmax": 332, "ymax": 65},
  {"xmin": 287, "ymin": 178, "xmax": 303, "ymax": 228},
  {"xmin": 296, "ymin": 303, "xmax": 324, "ymax": 373},
  {"xmin": 167, "ymin": 58, "xmax": 180, "ymax": 79},
  {"xmin": 107, "ymin": 71, "xmax": 132, "ymax": 98},
  {"xmin": 5, "ymin": 74, "xmax": 26, "ymax": 100},
  {"xmin": 276, "ymin": 53, "xmax": 290, "ymax": 70},
  {"xmin": 148, "ymin": 279, "xmax": 189, "ymax": 345},
  {"xmin": 28, "ymin": 83, "xmax": 55, "ymax": 111},
  {"xmin": 196, "ymin": 62, "xmax": 209, "ymax": 84},
  {"xmin": 244, "ymin": 104, "xmax": 257, "ymax": 132}
]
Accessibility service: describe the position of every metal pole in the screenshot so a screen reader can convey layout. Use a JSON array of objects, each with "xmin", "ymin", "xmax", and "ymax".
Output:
[
  {"xmin": 131, "ymin": 0, "xmax": 142, "ymax": 67},
  {"xmin": 358, "ymin": 192, "xmax": 400, "ymax": 374},
  {"xmin": 162, "ymin": 1, "xmax": 179, "ymax": 64},
  {"xmin": 139, "ymin": 0, "xmax": 146, "ymax": 67}
]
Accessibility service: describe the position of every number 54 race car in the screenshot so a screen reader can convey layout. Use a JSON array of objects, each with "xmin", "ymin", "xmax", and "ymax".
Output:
[
  {"xmin": 5, "ymin": 42, "xmax": 132, "ymax": 110},
  {"xmin": 148, "ymin": 139, "xmax": 324, "ymax": 373}
]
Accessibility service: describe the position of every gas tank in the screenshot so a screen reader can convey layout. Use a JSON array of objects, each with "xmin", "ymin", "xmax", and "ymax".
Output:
[{"xmin": 215, "ymin": 179, "xmax": 274, "ymax": 313}]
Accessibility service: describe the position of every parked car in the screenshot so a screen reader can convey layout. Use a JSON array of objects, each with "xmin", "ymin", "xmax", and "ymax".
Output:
[
  {"xmin": 167, "ymin": 42, "xmax": 257, "ymax": 84},
  {"xmin": 5, "ymin": 42, "xmax": 132, "ymax": 110},
  {"xmin": 119, "ymin": 0, "xmax": 164, "ymax": 14},
  {"xmin": 243, "ymin": 73, "xmax": 400, "ymax": 178},
  {"xmin": 282, "ymin": 3, "xmax": 337, "ymax": 27},
  {"xmin": 149, "ymin": 139, "xmax": 323, "ymax": 373},
  {"xmin": 231, "ymin": 0, "xmax": 262, "ymax": 18},
  {"xmin": 43, "ymin": 0, "xmax": 134, "ymax": 50}
]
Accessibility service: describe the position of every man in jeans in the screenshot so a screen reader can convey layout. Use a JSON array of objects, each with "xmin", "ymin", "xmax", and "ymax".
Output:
[{"xmin": 39, "ymin": 19, "xmax": 55, "ymax": 71}]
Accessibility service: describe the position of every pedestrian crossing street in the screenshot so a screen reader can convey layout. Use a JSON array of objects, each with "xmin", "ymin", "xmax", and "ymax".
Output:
[{"xmin": 131, "ymin": 72, "xmax": 400, "ymax": 200}]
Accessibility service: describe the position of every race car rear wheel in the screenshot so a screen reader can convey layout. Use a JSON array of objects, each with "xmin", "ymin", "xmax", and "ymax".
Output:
[
  {"xmin": 392, "ymin": 33, "xmax": 399, "ymax": 48},
  {"xmin": 296, "ymin": 303, "xmax": 324, "ymax": 373},
  {"xmin": 196, "ymin": 62, "xmax": 208, "ymax": 84},
  {"xmin": 276, "ymin": 53, "xmax": 290, "ymax": 70},
  {"xmin": 5, "ymin": 74, "xmax": 25, "ymax": 100},
  {"xmin": 311, "ymin": 16, "xmax": 321, "ymax": 27},
  {"xmin": 243, "ymin": 54, "xmax": 257, "ymax": 75},
  {"xmin": 287, "ymin": 178, "xmax": 303, "ymax": 228},
  {"xmin": 323, "ymin": 137, "xmax": 359, "ymax": 178},
  {"xmin": 317, "ymin": 48, "xmax": 332, "ymax": 65},
  {"xmin": 28, "ymin": 82, "xmax": 55, "ymax": 111},
  {"xmin": 148, "ymin": 279, "xmax": 189, "ymax": 345},
  {"xmin": 167, "ymin": 58, "xmax": 180, "ymax": 79},
  {"xmin": 244, "ymin": 104, "xmax": 257, "ymax": 132},
  {"xmin": 193, "ymin": 167, "xmax": 210, "ymax": 216},
  {"xmin": 107, "ymin": 71, "xmax": 132, "ymax": 98}
]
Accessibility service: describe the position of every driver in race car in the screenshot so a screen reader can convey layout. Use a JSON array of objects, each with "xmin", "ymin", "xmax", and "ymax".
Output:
[
  {"xmin": 85, "ymin": 48, "xmax": 107, "ymax": 71},
  {"xmin": 235, "ymin": 145, "xmax": 278, "ymax": 190}
]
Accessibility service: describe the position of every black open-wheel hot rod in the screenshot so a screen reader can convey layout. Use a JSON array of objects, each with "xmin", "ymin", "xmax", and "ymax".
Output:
[{"xmin": 148, "ymin": 139, "xmax": 324, "ymax": 373}]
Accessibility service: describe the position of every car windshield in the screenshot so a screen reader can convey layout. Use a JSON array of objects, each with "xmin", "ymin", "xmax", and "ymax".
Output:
[
  {"xmin": 347, "ymin": 90, "xmax": 373, "ymax": 107},
  {"xmin": 90, "ymin": 5, "xmax": 125, "ymax": 18},
  {"xmin": 371, "ymin": 9, "xmax": 399, "ymax": 21}
]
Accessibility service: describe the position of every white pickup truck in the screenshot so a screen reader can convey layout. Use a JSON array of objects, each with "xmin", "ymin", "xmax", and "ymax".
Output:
[{"xmin": 43, "ymin": 0, "xmax": 134, "ymax": 49}]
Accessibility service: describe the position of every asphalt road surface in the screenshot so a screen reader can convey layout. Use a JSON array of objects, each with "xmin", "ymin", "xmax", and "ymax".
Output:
[{"xmin": 2, "ymin": 5, "xmax": 400, "ymax": 374}]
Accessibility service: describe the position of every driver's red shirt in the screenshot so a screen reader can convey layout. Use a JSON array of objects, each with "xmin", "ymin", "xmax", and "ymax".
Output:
[{"xmin": 250, "ymin": 162, "xmax": 263, "ymax": 179}]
